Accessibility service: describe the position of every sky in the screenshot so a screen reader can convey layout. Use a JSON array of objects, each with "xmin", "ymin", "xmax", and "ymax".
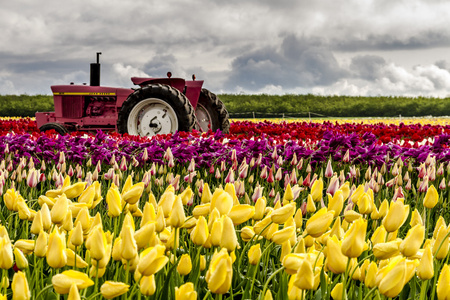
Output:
[{"xmin": 1, "ymin": 0, "xmax": 450, "ymax": 97}]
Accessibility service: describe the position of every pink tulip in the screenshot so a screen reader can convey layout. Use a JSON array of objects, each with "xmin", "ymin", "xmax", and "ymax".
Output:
[
  {"xmin": 27, "ymin": 169, "xmax": 38, "ymax": 188},
  {"xmin": 225, "ymin": 169, "xmax": 235, "ymax": 184},
  {"xmin": 440, "ymin": 178, "xmax": 446, "ymax": 190},
  {"xmin": 343, "ymin": 149, "xmax": 350, "ymax": 163},
  {"xmin": 325, "ymin": 159, "xmax": 333, "ymax": 178}
]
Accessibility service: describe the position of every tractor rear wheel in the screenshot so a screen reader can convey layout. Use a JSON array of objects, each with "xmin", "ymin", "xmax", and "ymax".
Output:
[
  {"xmin": 39, "ymin": 122, "xmax": 69, "ymax": 135},
  {"xmin": 117, "ymin": 84, "xmax": 195, "ymax": 137},
  {"xmin": 195, "ymin": 89, "xmax": 230, "ymax": 133}
]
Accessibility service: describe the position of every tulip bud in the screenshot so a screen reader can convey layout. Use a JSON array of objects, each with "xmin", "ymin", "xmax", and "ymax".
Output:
[
  {"xmin": 177, "ymin": 254, "xmax": 192, "ymax": 276},
  {"xmin": 399, "ymin": 224, "xmax": 424, "ymax": 257},
  {"xmin": 417, "ymin": 245, "xmax": 434, "ymax": 280},
  {"xmin": 382, "ymin": 200, "xmax": 406, "ymax": 233},
  {"xmin": 437, "ymin": 264, "xmax": 450, "ymax": 300},
  {"xmin": 220, "ymin": 216, "xmax": 238, "ymax": 252},
  {"xmin": 205, "ymin": 248, "xmax": 232, "ymax": 294},
  {"xmin": 137, "ymin": 245, "xmax": 169, "ymax": 276},
  {"xmin": 326, "ymin": 235, "xmax": 348, "ymax": 274},
  {"xmin": 271, "ymin": 203, "xmax": 295, "ymax": 224},
  {"xmin": 293, "ymin": 259, "xmax": 315, "ymax": 290},
  {"xmin": 12, "ymin": 271, "xmax": 30, "ymax": 300},
  {"xmin": 310, "ymin": 178, "xmax": 323, "ymax": 201},
  {"xmin": 52, "ymin": 270, "xmax": 94, "ymax": 294},
  {"xmin": 175, "ymin": 282, "xmax": 197, "ymax": 300},
  {"xmin": 423, "ymin": 184, "xmax": 439, "ymax": 209},
  {"xmin": 341, "ymin": 218, "xmax": 367, "ymax": 258},
  {"xmin": 190, "ymin": 216, "xmax": 209, "ymax": 246},
  {"xmin": 378, "ymin": 258, "xmax": 407, "ymax": 298},
  {"xmin": 100, "ymin": 281, "xmax": 130, "ymax": 299},
  {"xmin": 330, "ymin": 283, "xmax": 343, "ymax": 300},
  {"xmin": 305, "ymin": 207, "xmax": 334, "ymax": 238},
  {"xmin": 248, "ymin": 244, "xmax": 261, "ymax": 266}
]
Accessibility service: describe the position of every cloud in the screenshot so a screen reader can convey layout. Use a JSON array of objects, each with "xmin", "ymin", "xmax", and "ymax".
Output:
[{"xmin": 225, "ymin": 34, "xmax": 348, "ymax": 92}]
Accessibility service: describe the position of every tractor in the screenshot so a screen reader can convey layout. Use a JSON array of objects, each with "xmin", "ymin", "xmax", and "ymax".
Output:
[{"xmin": 35, "ymin": 53, "xmax": 230, "ymax": 137}]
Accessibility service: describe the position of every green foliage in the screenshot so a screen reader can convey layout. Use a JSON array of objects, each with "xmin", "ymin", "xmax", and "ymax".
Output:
[
  {"xmin": 0, "ymin": 95, "xmax": 53, "ymax": 117},
  {"xmin": 1, "ymin": 94, "xmax": 450, "ymax": 118},
  {"xmin": 218, "ymin": 94, "xmax": 450, "ymax": 118}
]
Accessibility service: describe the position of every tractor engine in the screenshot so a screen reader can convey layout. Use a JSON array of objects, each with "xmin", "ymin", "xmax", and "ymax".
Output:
[{"xmin": 85, "ymin": 96, "xmax": 116, "ymax": 117}]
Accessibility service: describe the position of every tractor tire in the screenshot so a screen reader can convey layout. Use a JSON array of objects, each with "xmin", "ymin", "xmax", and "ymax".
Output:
[
  {"xmin": 195, "ymin": 88, "xmax": 230, "ymax": 133},
  {"xmin": 117, "ymin": 84, "xmax": 196, "ymax": 137},
  {"xmin": 39, "ymin": 122, "xmax": 69, "ymax": 135}
]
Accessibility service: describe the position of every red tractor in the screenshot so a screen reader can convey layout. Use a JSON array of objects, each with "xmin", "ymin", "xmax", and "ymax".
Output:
[{"xmin": 36, "ymin": 53, "xmax": 230, "ymax": 136}]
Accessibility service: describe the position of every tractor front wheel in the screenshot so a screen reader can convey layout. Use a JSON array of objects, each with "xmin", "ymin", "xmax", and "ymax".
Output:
[
  {"xmin": 195, "ymin": 89, "xmax": 230, "ymax": 133},
  {"xmin": 117, "ymin": 84, "xmax": 195, "ymax": 137},
  {"xmin": 39, "ymin": 122, "xmax": 69, "ymax": 135}
]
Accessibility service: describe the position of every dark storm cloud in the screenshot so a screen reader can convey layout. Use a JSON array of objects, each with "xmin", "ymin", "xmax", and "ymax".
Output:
[
  {"xmin": 225, "ymin": 34, "xmax": 348, "ymax": 90},
  {"xmin": 333, "ymin": 31, "xmax": 450, "ymax": 52},
  {"xmin": 350, "ymin": 55, "xmax": 386, "ymax": 81}
]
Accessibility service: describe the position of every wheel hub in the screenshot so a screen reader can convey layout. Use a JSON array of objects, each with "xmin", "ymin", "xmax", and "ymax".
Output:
[
  {"xmin": 127, "ymin": 98, "xmax": 178, "ymax": 137},
  {"xmin": 195, "ymin": 103, "xmax": 212, "ymax": 132}
]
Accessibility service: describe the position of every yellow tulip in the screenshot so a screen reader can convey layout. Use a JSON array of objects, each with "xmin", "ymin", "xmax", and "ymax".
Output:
[
  {"xmin": 3, "ymin": 188, "xmax": 19, "ymax": 211},
  {"xmin": 139, "ymin": 275, "xmax": 156, "ymax": 296},
  {"xmin": 100, "ymin": 281, "xmax": 130, "ymax": 299},
  {"xmin": 175, "ymin": 282, "xmax": 197, "ymax": 300},
  {"xmin": 370, "ymin": 225, "xmax": 387, "ymax": 247},
  {"xmin": 410, "ymin": 209, "xmax": 423, "ymax": 227},
  {"xmin": 400, "ymin": 224, "xmax": 424, "ymax": 257},
  {"xmin": 70, "ymin": 222, "xmax": 84, "ymax": 247},
  {"xmin": 62, "ymin": 182, "xmax": 87, "ymax": 199},
  {"xmin": 68, "ymin": 284, "xmax": 80, "ymax": 300},
  {"xmin": 120, "ymin": 225, "xmax": 138, "ymax": 261},
  {"xmin": 177, "ymin": 254, "xmax": 192, "ymax": 276},
  {"xmin": 30, "ymin": 210, "xmax": 43, "ymax": 235},
  {"xmin": 417, "ymin": 245, "xmax": 434, "ymax": 280},
  {"xmin": 106, "ymin": 183, "xmax": 122, "ymax": 217},
  {"xmin": 306, "ymin": 194, "xmax": 316, "ymax": 213},
  {"xmin": 293, "ymin": 259, "xmax": 314, "ymax": 290},
  {"xmin": 364, "ymin": 261, "xmax": 378, "ymax": 288},
  {"xmin": 137, "ymin": 245, "xmax": 169, "ymax": 276},
  {"xmin": 13, "ymin": 248, "xmax": 28, "ymax": 270},
  {"xmin": 382, "ymin": 200, "xmax": 406, "ymax": 233},
  {"xmin": 40, "ymin": 203, "xmax": 52, "ymax": 231},
  {"xmin": 122, "ymin": 182, "xmax": 145, "ymax": 205},
  {"xmin": 201, "ymin": 183, "xmax": 213, "ymax": 204},
  {"xmin": 271, "ymin": 203, "xmax": 295, "ymax": 224},
  {"xmin": 52, "ymin": 270, "xmax": 94, "ymax": 294},
  {"xmin": 158, "ymin": 186, "xmax": 175, "ymax": 218},
  {"xmin": 330, "ymin": 282, "xmax": 343, "ymax": 300},
  {"xmin": 434, "ymin": 225, "xmax": 450, "ymax": 260},
  {"xmin": 423, "ymin": 184, "xmax": 439, "ymax": 209},
  {"xmin": 210, "ymin": 218, "xmax": 223, "ymax": 247},
  {"xmin": 11, "ymin": 271, "xmax": 30, "ymax": 300},
  {"xmin": 305, "ymin": 207, "xmax": 334, "ymax": 238},
  {"xmin": 190, "ymin": 216, "xmax": 209, "ymax": 246},
  {"xmin": 254, "ymin": 197, "xmax": 267, "ymax": 220},
  {"xmin": 210, "ymin": 189, "xmax": 233, "ymax": 216},
  {"xmin": 357, "ymin": 193, "xmax": 373, "ymax": 214},
  {"xmin": 437, "ymin": 264, "xmax": 450, "ymax": 300},
  {"xmin": 86, "ymin": 226, "xmax": 107, "ymax": 261},
  {"xmin": 74, "ymin": 207, "xmax": 91, "ymax": 233},
  {"xmin": 287, "ymin": 274, "xmax": 304, "ymax": 300},
  {"xmin": 180, "ymin": 186, "xmax": 193, "ymax": 205},
  {"xmin": 205, "ymin": 248, "xmax": 233, "ymax": 294},
  {"xmin": 341, "ymin": 217, "xmax": 367, "ymax": 258},
  {"xmin": 46, "ymin": 228, "xmax": 67, "ymax": 269},
  {"xmin": 169, "ymin": 196, "xmax": 185, "ymax": 228},
  {"xmin": 434, "ymin": 217, "xmax": 447, "ymax": 239},
  {"xmin": 378, "ymin": 258, "xmax": 407, "ymax": 298},
  {"xmin": 134, "ymin": 223, "xmax": 156, "ymax": 250},
  {"xmin": 241, "ymin": 226, "xmax": 257, "ymax": 242},
  {"xmin": 327, "ymin": 190, "xmax": 344, "ymax": 217},
  {"xmin": 228, "ymin": 205, "xmax": 255, "ymax": 225},
  {"xmin": 310, "ymin": 177, "xmax": 323, "ymax": 201},
  {"xmin": 65, "ymin": 249, "xmax": 89, "ymax": 268},
  {"xmin": 326, "ymin": 235, "xmax": 348, "ymax": 274},
  {"xmin": 373, "ymin": 240, "xmax": 401, "ymax": 260},
  {"xmin": 78, "ymin": 184, "xmax": 95, "ymax": 208},
  {"xmin": 271, "ymin": 226, "xmax": 296, "ymax": 245},
  {"xmin": 34, "ymin": 230, "xmax": 48, "ymax": 258},
  {"xmin": 13, "ymin": 240, "xmax": 35, "ymax": 255},
  {"xmin": 220, "ymin": 216, "xmax": 238, "ymax": 252},
  {"xmin": 248, "ymin": 244, "xmax": 262, "ymax": 265},
  {"xmin": 343, "ymin": 210, "xmax": 362, "ymax": 223}
]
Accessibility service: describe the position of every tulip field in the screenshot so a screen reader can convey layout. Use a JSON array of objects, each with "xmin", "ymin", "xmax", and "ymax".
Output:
[{"xmin": 2, "ymin": 117, "xmax": 450, "ymax": 299}]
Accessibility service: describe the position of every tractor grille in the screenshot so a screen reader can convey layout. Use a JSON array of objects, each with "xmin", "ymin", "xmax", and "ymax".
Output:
[{"xmin": 62, "ymin": 96, "xmax": 84, "ymax": 118}]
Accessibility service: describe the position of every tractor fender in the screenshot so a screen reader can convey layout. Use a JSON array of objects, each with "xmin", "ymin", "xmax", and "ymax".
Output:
[{"xmin": 131, "ymin": 77, "xmax": 185, "ymax": 92}]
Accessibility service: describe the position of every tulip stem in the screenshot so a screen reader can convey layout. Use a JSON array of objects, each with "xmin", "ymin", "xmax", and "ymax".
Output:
[
  {"xmin": 35, "ymin": 284, "xmax": 53, "ymax": 300},
  {"xmin": 260, "ymin": 266, "xmax": 284, "ymax": 300},
  {"xmin": 419, "ymin": 280, "xmax": 428, "ymax": 300},
  {"xmin": 362, "ymin": 286, "xmax": 377, "ymax": 300},
  {"xmin": 430, "ymin": 260, "xmax": 442, "ymax": 300},
  {"xmin": 341, "ymin": 259, "xmax": 351, "ymax": 300}
]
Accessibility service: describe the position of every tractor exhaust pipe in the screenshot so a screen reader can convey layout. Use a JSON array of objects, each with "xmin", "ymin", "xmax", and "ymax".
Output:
[{"xmin": 90, "ymin": 52, "xmax": 102, "ymax": 86}]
